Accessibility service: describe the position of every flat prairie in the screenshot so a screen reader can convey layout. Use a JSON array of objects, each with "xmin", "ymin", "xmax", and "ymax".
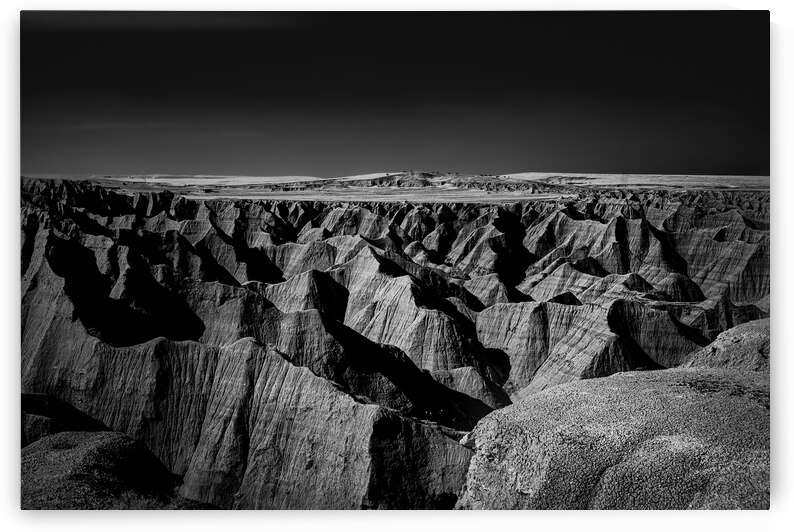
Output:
[{"xmin": 23, "ymin": 171, "xmax": 768, "ymax": 204}]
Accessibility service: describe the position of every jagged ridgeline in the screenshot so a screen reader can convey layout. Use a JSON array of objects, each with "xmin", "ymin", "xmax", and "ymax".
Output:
[{"xmin": 20, "ymin": 177, "xmax": 769, "ymax": 509}]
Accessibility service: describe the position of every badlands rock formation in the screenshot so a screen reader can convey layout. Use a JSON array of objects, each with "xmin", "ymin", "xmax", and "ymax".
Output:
[{"xmin": 20, "ymin": 174, "xmax": 770, "ymax": 509}]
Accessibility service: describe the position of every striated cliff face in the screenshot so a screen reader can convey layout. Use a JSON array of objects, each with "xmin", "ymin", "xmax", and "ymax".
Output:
[{"xmin": 20, "ymin": 176, "xmax": 769, "ymax": 509}]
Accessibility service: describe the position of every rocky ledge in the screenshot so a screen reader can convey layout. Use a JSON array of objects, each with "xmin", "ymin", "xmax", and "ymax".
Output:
[{"xmin": 457, "ymin": 367, "xmax": 769, "ymax": 509}]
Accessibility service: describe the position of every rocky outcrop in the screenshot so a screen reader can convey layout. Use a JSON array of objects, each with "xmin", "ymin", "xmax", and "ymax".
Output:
[
  {"xmin": 22, "ymin": 393, "xmax": 108, "ymax": 446},
  {"xmin": 684, "ymin": 318, "xmax": 770, "ymax": 372},
  {"xmin": 253, "ymin": 269, "xmax": 348, "ymax": 319},
  {"xmin": 22, "ymin": 312, "xmax": 474, "ymax": 509},
  {"xmin": 22, "ymin": 431, "xmax": 209, "ymax": 509},
  {"xmin": 458, "ymin": 368, "xmax": 769, "ymax": 509},
  {"xmin": 463, "ymin": 273, "xmax": 528, "ymax": 308},
  {"xmin": 179, "ymin": 339, "xmax": 471, "ymax": 509}
]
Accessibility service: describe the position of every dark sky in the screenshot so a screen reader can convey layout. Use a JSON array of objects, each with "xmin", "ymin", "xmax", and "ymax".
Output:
[{"xmin": 21, "ymin": 11, "xmax": 770, "ymax": 177}]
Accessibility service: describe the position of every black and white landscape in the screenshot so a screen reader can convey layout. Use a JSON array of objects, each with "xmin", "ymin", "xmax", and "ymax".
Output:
[
  {"xmin": 20, "ymin": 171, "xmax": 771, "ymax": 509},
  {"xmin": 20, "ymin": 12, "xmax": 770, "ymax": 510}
]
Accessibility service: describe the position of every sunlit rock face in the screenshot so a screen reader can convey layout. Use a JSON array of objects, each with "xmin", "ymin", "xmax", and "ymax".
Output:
[
  {"xmin": 457, "ymin": 367, "xmax": 769, "ymax": 510},
  {"xmin": 21, "ymin": 176, "xmax": 769, "ymax": 509}
]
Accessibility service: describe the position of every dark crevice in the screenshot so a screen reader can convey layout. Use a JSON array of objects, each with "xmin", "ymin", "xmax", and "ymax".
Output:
[{"xmin": 45, "ymin": 233, "xmax": 205, "ymax": 346}]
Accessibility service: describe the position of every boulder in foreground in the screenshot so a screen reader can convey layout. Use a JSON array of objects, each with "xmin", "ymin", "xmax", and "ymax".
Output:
[
  {"xmin": 22, "ymin": 431, "xmax": 211, "ymax": 509},
  {"xmin": 457, "ymin": 367, "xmax": 769, "ymax": 509}
]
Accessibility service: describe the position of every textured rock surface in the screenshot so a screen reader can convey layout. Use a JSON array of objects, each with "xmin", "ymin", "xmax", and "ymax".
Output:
[
  {"xmin": 684, "ymin": 318, "xmax": 770, "ymax": 372},
  {"xmin": 458, "ymin": 368, "xmax": 769, "ymax": 510},
  {"xmin": 23, "ymin": 331, "xmax": 473, "ymax": 509},
  {"xmin": 20, "ymin": 176, "xmax": 770, "ymax": 509},
  {"xmin": 22, "ymin": 393, "xmax": 108, "ymax": 446},
  {"xmin": 22, "ymin": 431, "xmax": 211, "ymax": 509}
]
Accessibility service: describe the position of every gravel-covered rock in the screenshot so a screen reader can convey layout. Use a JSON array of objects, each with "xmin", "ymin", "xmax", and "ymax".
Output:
[
  {"xmin": 684, "ymin": 318, "xmax": 769, "ymax": 372},
  {"xmin": 22, "ymin": 431, "xmax": 212, "ymax": 510},
  {"xmin": 457, "ymin": 368, "xmax": 769, "ymax": 510}
]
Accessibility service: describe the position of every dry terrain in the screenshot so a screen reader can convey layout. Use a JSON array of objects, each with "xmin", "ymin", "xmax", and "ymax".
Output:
[{"xmin": 21, "ymin": 171, "xmax": 769, "ymax": 509}]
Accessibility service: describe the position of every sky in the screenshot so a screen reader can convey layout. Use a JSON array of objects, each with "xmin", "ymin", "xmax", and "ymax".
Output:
[{"xmin": 21, "ymin": 11, "xmax": 770, "ymax": 177}]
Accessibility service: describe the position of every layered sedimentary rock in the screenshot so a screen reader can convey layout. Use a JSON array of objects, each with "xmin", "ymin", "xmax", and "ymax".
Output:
[
  {"xmin": 476, "ymin": 301, "xmax": 646, "ymax": 397},
  {"xmin": 20, "ymin": 176, "xmax": 770, "ymax": 509},
  {"xmin": 23, "ymin": 325, "xmax": 473, "ymax": 508}
]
